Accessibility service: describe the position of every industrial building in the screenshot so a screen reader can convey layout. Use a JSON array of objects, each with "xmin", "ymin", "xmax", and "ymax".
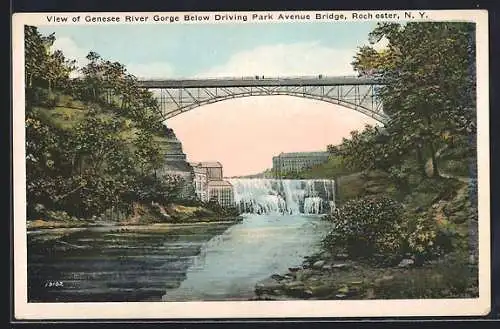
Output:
[
  {"xmin": 190, "ymin": 161, "xmax": 234, "ymax": 207},
  {"xmin": 272, "ymin": 151, "xmax": 330, "ymax": 176},
  {"xmin": 207, "ymin": 180, "xmax": 234, "ymax": 207},
  {"xmin": 192, "ymin": 165, "xmax": 209, "ymax": 202}
]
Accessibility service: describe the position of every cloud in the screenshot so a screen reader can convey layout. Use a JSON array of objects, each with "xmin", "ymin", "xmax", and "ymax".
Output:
[
  {"xmin": 50, "ymin": 36, "xmax": 175, "ymax": 79},
  {"xmin": 196, "ymin": 41, "xmax": 357, "ymax": 78},
  {"xmin": 51, "ymin": 37, "xmax": 89, "ymax": 77},
  {"xmin": 372, "ymin": 36, "xmax": 389, "ymax": 51},
  {"xmin": 126, "ymin": 62, "xmax": 175, "ymax": 79}
]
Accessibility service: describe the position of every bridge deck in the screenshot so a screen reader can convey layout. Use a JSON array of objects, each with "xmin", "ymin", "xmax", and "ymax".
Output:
[{"xmin": 137, "ymin": 76, "xmax": 380, "ymax": 88}]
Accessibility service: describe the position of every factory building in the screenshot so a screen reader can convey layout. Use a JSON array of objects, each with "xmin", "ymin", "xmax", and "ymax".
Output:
[
  {"xmin": 272, "ymin": 151, "xmax": 330, "ymax": 176},
  {"xmin": 207, "ymin": 180, "xmax": 234, "ymax": 207},
  {"xmin": 190, "ymin": 161, "xmax": 234, "ymax": 207}
]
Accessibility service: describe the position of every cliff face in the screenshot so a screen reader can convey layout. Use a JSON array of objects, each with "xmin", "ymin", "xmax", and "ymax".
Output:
[{"xmin": 158, "ymin": 128, "xmax": 195, "ymax": 199}]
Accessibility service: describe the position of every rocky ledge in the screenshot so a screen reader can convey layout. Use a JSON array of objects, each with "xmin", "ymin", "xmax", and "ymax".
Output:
[
  {"xmin": 252, "ymin": 251, "xmax": 364, "ymax": 300},
  {"xmin": 251, "ymin": 249, "xmax": 478, "ymax": 301}
]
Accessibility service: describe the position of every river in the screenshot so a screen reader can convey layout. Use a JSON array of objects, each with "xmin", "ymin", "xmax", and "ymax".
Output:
[
  {"xmin": 27, "ymin": 214, "xmax": 329, "ymax": 302},
  {"xmin": 27, "ymin": 178, "xmax": 334, "ymax": 302},
  {"xmin": 162, "ymin": 214, "xmax": 329, "ymax": 301}
]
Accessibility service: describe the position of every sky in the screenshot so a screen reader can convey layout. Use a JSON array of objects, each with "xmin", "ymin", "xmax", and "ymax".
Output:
[{"xmin": 37, "ymin": 22, "xmax": 385, "ymax": 176}]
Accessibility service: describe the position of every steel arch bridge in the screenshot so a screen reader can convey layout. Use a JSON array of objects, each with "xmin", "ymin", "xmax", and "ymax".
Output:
[{"xmin": 137, "ymin": 75, "xmax": 388, "ymax": 123}]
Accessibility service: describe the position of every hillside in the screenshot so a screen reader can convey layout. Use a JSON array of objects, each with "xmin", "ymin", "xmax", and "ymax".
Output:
[{"xmin": 24, "ymin": 26, "xmax": 240, "ymax": 228}]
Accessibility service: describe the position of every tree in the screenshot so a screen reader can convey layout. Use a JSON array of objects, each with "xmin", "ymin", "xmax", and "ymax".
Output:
[
  {"xmin": 24, "ymin": 27, "xmax": 189, "ymax": 221},
  {"xmin": 45, "ymin": 50, "xmax": 77, "ymax": 93},
  {"xmin": 25, "ymin": 26, "xmax": 54, "ymax": 88},
  {"xmin": 133, "ymin": 129, "xmax": 163, "ymax": 175},
  {"xmin": 25, "ymin": 25, "xmax": 76, "ymax": 93},
  {"xmin": 350, "ymin": 22, "xmax": 477, "ymax": 177}
]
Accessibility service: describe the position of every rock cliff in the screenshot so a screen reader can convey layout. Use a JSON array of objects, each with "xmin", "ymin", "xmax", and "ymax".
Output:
[{"xmin": 158, "ymin": 127, "xmax": 195, "ymax": 199}]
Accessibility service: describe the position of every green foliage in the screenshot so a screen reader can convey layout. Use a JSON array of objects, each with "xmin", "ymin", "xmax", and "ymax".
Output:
[
  {"xmin": 400, "ymin": 215, "xmax": 443, "ymax": 263},
  {"xmin": 328, "ymin": 125, "xmax": 396, "ymax": 172},
  {"xmin": 323, "ymin": 196, "xmax": 405, "ymax": 264},
  {"xmin": 133, "ymin": 130, "xmax": 164, "ymax": 174},
  {"xmin": 45, "ymin": 210, "xmax": 79, "ymax": 222},
  {"xmin": 323, "ymin": 195, "xmax": 446, "ymax": 265},
  {"xmin": 25, "ymin": 26, "xmax": 76, "ymax": 93},
  {"xmin": 373, "ymin": 252, "xmax": 477, "ymax": 299},
  {"xmin": 201, "ymin": 201, "xmax": 240, "ymax": 218},
  {"xmin": 342, "ymin": 22, "xmax": 477, "ymax": 181},
  {"xmin": 75, "ymin": 51, "xmax": 164, "ymax": 132},
  {"xmin": 131, "ymin": 174, "xmax": 184, "ymax": 204},
  {"xmin": 25, "ymin": 26, "xmax": 183, "ymax": 222}
]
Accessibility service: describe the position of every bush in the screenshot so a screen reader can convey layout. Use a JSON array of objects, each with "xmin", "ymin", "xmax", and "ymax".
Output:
[
  {"xmin": 45, "ymin": 210, "xmax": 77, "ymax": 222},
  {"xmin": 323, "ymin": 195, "xmax": 446, "ymax": 265},
  {"xmin": 401, "ymin": 215, "xmax": 443, "ymax": 264},
  {"xmin": 323, "ymin": 196, "xmax": 404, "ymax": 264},
  {"xmin": 202, "ymin": 201, "xmax": 240, "ymax": 217}
]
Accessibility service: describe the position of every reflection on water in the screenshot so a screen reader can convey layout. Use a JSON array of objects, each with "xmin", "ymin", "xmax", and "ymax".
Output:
[
  {"xmin": 163, "ymin": 214, "xmax": 329, "ymax": 301},
  {"xmin": 28, "ymin": 215, "xmax": 329, "ymax": 302}
]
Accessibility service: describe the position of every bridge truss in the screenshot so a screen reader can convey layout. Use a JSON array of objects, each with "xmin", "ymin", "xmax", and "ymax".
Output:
[{"xmin": 137, "ymin": 76, "xmax": 388, "ymax": 123}]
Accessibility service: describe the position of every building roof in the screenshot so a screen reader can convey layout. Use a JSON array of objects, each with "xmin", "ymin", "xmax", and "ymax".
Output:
[
  {"xmin": 190, "ymin": 161, "xmax": 223, "ymax": 168},
  {"xmin": 208, "ymin": 180, "xmax": 233, "ymax": 187},
  {"xmin": 275, "ymin": 151, "xmax": 329, "ymax": 158}
]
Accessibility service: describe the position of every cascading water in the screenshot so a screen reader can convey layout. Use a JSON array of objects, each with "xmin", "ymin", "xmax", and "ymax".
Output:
[{"xmin": 227, "ymin": 179, "xmax": 335, "ymax": 215}]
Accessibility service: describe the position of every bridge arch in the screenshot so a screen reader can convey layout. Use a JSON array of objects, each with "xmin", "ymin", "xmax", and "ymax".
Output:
[
  {"xmin": 161, "ymin": 91, "xmax": 388, "ymax": 124},
  {"xmin": 137, "ymin": 76, "xmax": 388, "ymax": 124}
]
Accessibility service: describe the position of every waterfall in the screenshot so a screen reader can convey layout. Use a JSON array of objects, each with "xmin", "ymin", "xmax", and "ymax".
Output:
[{"xmin": 227, "ymin": 179, "xmax": 335, "ymax": 215}]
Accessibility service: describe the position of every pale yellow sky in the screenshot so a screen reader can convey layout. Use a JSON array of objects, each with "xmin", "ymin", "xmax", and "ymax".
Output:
[{"xmin": 167, "ymin": 96, "xmax": 381, "ymax": 177}]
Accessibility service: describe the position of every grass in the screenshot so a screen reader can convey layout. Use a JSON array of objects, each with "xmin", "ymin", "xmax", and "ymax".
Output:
[
  {"xmin": 33, "ymin": 106, "xmax": 86, "ymax": 130},
  {"xmin": 334, "ymin": 170, "xmax": 397, "ymax": 204},
  {"xmin": 32, "ymin": 92, "xmax": 172, "ymax": 148},
  {"xmin": 372, "ymin": 251, "xmax": 478, "ymax": 299}
]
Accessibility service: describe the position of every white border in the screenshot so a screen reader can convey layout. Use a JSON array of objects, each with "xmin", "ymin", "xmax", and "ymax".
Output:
[{"xmin": 12, "ymin": 10, "xmax": 491, "ymax": 319}]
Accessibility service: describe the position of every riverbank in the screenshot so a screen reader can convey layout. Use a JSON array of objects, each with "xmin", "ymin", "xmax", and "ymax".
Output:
[
  {"xmin": 27, "ymin": 202, "xmax": 243, "ymax": 231},
  {"xmin": 253, "ymin": 248, "xmax": 477, "ymax": 300},
  {"xmin": 27, "ymin": 202, "xmax": 243, "ymax": 246},
  {"xmin": 27, "ymin": 219, "xmax": 243, "ymax": 246}
]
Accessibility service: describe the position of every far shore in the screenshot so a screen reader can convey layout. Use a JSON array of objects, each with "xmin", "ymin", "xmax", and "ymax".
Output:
[
  {"xmin": 26, "ymin": 217, "xmax": 244, "ymax": 245},
  {"xmin": 26, "ymin": 216, "xmax": 244, "ymax": 232}
]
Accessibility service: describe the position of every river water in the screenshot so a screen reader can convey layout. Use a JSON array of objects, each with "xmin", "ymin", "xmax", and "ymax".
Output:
[
  {"xmin": 162, "ymin": 214, "xmax": 329, "ymax": 301},
  {"xmin": 28, "ymin": 214, "xmax": 329, "ymax": 302},
  {"xmin": 28, "ymin": 178, "xmax": 334, "ymax": 302}
]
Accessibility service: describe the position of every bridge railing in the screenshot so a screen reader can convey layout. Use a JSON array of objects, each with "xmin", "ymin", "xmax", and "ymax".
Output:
[{"xmin": 135, "ymin": 74, "xmax": 364, "ymax": 81}]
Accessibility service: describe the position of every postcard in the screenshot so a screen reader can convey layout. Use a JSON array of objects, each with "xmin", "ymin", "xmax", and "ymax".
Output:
[{"xmin": 12, "ymin": 9, "xmax": 490, "ymax": 319}]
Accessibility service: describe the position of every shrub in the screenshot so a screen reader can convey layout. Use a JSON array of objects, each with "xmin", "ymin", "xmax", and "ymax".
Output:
[
  {"xmin": 323, "ymin": 195, "xmax": 404, "ymax": 264},
  {"xmin": 401, "ymin": 215, "xmax": 443, "ymax": 264},
  {"xmin": 324, "ymin": 195, "xmax": 447, "ymax": 265},
  {"xmin": 45, "ymin": 210, "xmax": 77, "ymax": 222}
]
